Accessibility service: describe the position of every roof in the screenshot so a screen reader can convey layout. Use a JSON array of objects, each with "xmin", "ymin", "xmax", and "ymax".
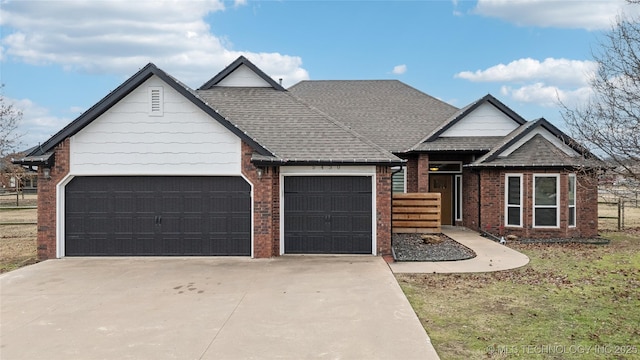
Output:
[
  {"xmin": 25, "ymin": 62, "xmax": 272, "ymax": 158},
  {"xmin": 199, "ymin": 56, "xmax": 286, "ymax": 91},
  {"xmin": 288, "ymin": 80, "xmax": 459, "ymax": 153},
  {"xmin": 413, "ymin": 136, "xmax": 504, "ymax": 152},
  {"xmin": 197, "ymin": 87, "xmax": 402, "ymax": 165},
  {"xmin": 469, "ymin": 118, "xmax": 600, "ymax": 168}
]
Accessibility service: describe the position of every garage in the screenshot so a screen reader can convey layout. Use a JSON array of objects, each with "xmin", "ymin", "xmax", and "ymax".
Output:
[
  {"xmin": 284, "ymin": 176, "xmax": 372, "ymax": 254},
  {"xmin": 64, "ymin": 176, "xmax": 251, "ymax": 256}
]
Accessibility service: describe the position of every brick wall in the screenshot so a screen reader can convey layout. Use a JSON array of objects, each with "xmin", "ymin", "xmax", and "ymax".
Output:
[
  {"xmin": 36, "ymin": 139, "xmax": 70, "ymax": 260},
  {"xmin": 405, "ymin": 156, "xmax": 418, "ymax": 193},
  {"xmin": 240, "ymin": 141, "xmax": 279, "ymax": 258},
  {"xmin": 376, "ymin": 166, "xmax": 392, "ymax": 255},
  {"xmin": 417, "ymin": 153, "xmax": 429, "ymax": 192},
  {"xmin": 467, "ymin": 168, "xmax": 598, "ymax": 239}
]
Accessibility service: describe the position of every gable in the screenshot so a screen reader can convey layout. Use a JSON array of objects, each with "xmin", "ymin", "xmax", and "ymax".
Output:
[
  {"xmin": 440, "ymin": 102, "xmax": 520, "ymax": 137},
  {"xmin": 216, "ymin": 64, "xmax": 274, "ymax": 87},
  {"xmin": 498, "ymin": 127, "xmax": 580, "ymax": 159},
  {"xmin": 70, "ymin": 75, "xmax": 241, "ymax": 175}
]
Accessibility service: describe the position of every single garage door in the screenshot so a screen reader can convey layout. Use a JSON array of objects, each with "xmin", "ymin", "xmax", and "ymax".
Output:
[
  {"xmin": 284, "ymin": 176, "xmax": 372, "ymax": 254},
  {"xmin": 65, "ymin": 176, "xmax": 251, "ymax": 256}
]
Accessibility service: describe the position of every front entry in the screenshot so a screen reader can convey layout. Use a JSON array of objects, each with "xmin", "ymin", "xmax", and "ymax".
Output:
[{"xmin": 429, "ymin": 174, "xmax": 453, "ymax": 225}]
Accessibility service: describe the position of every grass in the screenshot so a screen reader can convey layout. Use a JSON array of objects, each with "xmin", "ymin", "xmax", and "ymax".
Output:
[
  {"xmin": 397, "ymin": 231, "xmax": 640, "ymax": 359},
  {"xmin": 0, "ymin": 199, "xmax": 37, "ymax": 273}
]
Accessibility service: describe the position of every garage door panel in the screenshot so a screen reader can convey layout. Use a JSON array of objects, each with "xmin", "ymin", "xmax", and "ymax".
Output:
[
  {"xmin": 65, "ymin": 176, "xmax": 250, "ymax": 256},
  {"xmin": 284, "ymin": 176, "xmax": 372, "ymax": 254}
]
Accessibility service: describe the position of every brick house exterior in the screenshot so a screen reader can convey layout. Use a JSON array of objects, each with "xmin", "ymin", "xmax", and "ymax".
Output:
[{"xmin": 16, "ymin": 56, "xmax": 599, "ymax": 260}]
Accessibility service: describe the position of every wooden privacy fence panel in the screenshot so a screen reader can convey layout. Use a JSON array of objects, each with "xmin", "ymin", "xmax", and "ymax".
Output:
[{"xmin": 392, "ymin": 193, "xmax": 441, "ymax": 234}]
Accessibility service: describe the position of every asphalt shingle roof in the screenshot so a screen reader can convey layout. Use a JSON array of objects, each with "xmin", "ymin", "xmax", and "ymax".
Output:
[
  {"xmin": 414, "ymin": 136, "xmax": 504, "ymax": 152},
  {"xmin": 288, "ymin": 80, "xmax": 459, "ymax": 153},
  {"xmin": 471, "ymin": 134, "xmax": 588, "ymax": 167},
  {"xmin": 197, "ymin": 87, "xmax": 402, "ymax": 164}
]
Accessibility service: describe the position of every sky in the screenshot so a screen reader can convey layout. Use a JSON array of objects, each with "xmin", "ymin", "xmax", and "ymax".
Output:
[{"xmin": 1, "ymin": 0, "xmax": 639, "ymax": 150}]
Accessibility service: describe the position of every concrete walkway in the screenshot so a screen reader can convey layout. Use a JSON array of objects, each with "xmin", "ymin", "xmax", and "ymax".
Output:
[{"xmin": 389, "ymin": 226, "xmax": 530, "ymax": 274}]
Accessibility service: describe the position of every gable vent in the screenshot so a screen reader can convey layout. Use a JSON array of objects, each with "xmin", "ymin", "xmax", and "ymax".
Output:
[{"xmin": 148, "ymin": 86, "xmax": 164, "ymax": 116}]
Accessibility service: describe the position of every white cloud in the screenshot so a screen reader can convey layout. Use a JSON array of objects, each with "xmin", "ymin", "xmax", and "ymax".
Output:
[
  {"xmin": 473, "ymin": 0, "xmax": 639, "ymax": 31},
  {"xmin": 392, "ymin": 64, "xmax": 407, "ymax": 75},
  {"xmin": 500, "ymin": 83, "xmax": 593, "ymax": 108},
  {"xmin": 6, "ymin": 97, "xmax": 73, "ymax": 149},
  {"xmin": 0, "ymin": 0, "xmax": 309, "ymax": 88},
  {"xmin": 455, "ymin": 58, "xmax": 597, "ymax": 87},
  {"xmin": 456, "ymin": 57, "xmax": 597, "ymax": 108}
]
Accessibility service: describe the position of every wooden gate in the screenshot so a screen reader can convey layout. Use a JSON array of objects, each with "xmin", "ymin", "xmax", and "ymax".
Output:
[{"xmin": 392, "ymin": 193, "xmax": 441, "ymax": 233}]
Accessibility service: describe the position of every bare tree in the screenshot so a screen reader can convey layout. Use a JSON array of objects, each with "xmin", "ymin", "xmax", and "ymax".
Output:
[
  {"xmin": 562, "ymin": 7, "xmax": 640, "ymax": 186},
  {"xmin": 0, "ymin": 84, "xmax": 23, "ymax": 157}
]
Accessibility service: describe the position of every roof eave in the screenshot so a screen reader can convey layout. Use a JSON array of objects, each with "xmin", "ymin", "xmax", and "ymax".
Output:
[{"xmin": 251, "ymin": 158, "xmax": 406, "ymax": 167}]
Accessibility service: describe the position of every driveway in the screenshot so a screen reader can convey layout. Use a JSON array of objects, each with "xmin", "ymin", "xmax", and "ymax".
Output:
[{"xmin": 1, "ymin": 256, "xmax": 438, "ymax": 359}]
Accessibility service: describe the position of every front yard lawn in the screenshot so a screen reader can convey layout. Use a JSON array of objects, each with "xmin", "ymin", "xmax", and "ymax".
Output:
[{"xmin": 397, "ymin": 231, "xmax": 640, "ymax": 359}]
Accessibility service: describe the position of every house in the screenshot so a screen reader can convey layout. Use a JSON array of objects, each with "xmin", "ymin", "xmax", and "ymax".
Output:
[
  {"xmin": 15, "ymin": 56, "xmax": 599, "ymax": 260},
  {"xmin": 1, "ymin": 151, "xmax": 38, "ymax": 194}
]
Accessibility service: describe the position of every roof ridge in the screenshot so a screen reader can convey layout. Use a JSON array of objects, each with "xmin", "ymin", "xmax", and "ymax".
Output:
[{"xmin": 287, "ymin": 91, "xmax": 403, "ymax": 162}]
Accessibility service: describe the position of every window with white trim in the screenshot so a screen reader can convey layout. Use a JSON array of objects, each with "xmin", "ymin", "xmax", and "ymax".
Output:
[
  {"xmin": 455, "ymin": 174, "xmax": 462, "ymax": 221},
  {"xmin": 568, "ymin": 174, "xmax": 576, "ymax": 227},
  {"xmin": 533, "ymin": 174, "xmax": 560, "ymax": 228},
  {"xmin": 148, "ymin": 86, "xmax": 164, "ymax": 116},
  {"xmin": 505, "ymin": 174, "xmax": 522, "ymax": 227}
]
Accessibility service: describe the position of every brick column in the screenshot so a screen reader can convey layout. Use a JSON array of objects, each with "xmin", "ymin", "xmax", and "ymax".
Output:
[
  {"xmin": 241, "ymin": 141, "xmax": 278, "ymax": 258},
  {"xmin": 417, "ymin": 153, "xmax": 429, "ymax": 192},
  {"xmin": 37, "ymin": 139, "xmax": 70, "ymax": 260},
  {"xmin": 376, "ymin": 166, "xmax": 392, "ymax": 256}
]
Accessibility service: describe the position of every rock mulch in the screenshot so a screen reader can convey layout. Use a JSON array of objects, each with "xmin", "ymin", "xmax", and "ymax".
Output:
[{"xmin": 392, "ymin": 233, "xmax": 476, "ymax": 262}]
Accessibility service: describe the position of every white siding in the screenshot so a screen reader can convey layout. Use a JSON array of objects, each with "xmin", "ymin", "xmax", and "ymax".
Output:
[
  {"xmin": 216, "ymin": 64, "xmax": 273, "ymax": 87},
  {"xmin": 70, "ymin": 76, "xmax": 242, "ymax": 175},
  {"xmin": 441, "ymin": 103, "xmax": 520, "ymax": 137}
]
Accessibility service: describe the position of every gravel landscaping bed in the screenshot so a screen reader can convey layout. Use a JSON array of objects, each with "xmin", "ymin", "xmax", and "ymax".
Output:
[{"xmin": 392, "ymin": 233, "xmax": 476, "ymax": 262}]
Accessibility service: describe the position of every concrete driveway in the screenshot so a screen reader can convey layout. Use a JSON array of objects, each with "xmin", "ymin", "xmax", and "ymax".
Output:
[{"xmin": 1, "ymin": 256, "xmax": 438, "ymax": 359}]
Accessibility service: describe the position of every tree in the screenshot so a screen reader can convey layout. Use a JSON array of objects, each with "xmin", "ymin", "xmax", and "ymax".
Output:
[
  {"xmin": 0, "ymin": 84, "xmax": 23, "ymax": 157},
  {"xmin": 561, "ymin": 5, "xmax": 640, "ymax": 185}
]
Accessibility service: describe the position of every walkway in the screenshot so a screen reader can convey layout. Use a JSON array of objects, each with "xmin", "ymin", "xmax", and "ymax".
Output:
[{"xmin": 389, "ymin": 226, "xmax": 530, "ymax": 274}]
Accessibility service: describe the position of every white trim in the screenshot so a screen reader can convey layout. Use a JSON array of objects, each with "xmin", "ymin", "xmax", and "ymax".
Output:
[
  {"xmin": 454, "ymin": 174, "xmax": 463, "ymax": 222},
  {"xmin": 500, "ymin": 128, "xmax": 580, "ymax": 158},
  {"xmin": 279, "ymin": 166, "xmax": 377, "ymax": 256},
  {"xmin": 56, "ymin": 174, "xmax": 254, "ymax": 258},
  {"xmin": 504, "ymin": 173, "xmax": 523, "ymax": 228},
  {"xmin": 533, "ymin": 174, "xmax": 560, "ymax": 228},
  {"xmin": 56, "ymin": 174, "xmax": 75, "ymax": 258},
  {"xmin": 568, "ymin": 174, "xmax": 577, "ymax": 228}
]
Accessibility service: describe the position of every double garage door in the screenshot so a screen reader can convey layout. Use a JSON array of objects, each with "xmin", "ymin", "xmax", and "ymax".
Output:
[
  {"xmin": 65, "ymin": 176, "xmax": 251, "ymax": 256},
  {"xmin": 64, "ymin": 175, "xmax": 373, "ymax": 256}
]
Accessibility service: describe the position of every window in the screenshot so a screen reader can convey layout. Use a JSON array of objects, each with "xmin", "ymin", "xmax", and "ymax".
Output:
[
  {"xmin": 533, "ymin": 175, "xmax": 559, "ymax": 227},
  {"xmin": 568, "ymin": 174, "xmax": 576, "ymax": 227},
  {"xmin": 505, "ymin": 174, "xmax": 522, "ymax": 227},
  {"xmin": 391, "ymin": 166, "xmax": 406, "ymax": 193},
  {"xmin": 148, "ymin": 86, "xmax": 164, "ymax": 116},
  {"xmin": 455, "ymin": 175, "xmax": 462, "ymax": 221},
  {"xmin": 428, "ymin": 162, "xmax": 462, "ymax": 173}
]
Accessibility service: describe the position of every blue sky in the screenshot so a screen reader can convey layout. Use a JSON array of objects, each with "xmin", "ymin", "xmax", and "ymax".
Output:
[{"xmin": 1, "ymin": 0, "xmax": 638, "ymax": 150}]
